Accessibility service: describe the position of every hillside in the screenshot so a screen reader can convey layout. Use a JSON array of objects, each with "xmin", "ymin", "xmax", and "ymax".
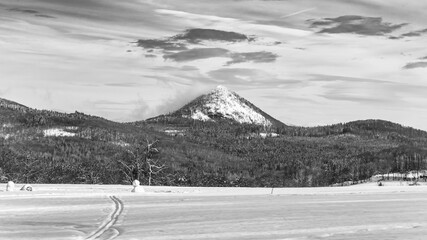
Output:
[
  {"xmin": 0, "ymin": 97, "xmax": 249, "ymax": 186},
  {"xmin": 1, "ymin": 93, "xmax": 427, "ymax": 187}
]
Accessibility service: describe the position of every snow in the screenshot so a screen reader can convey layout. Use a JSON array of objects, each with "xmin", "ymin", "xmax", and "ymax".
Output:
[
  {"xmin": 259, "ymin": 132, "xmax": 279, "ymax": 138},
  {"xmin": 111, "ymin": 141, "xmax": 130, "ymax": 147},
  {"xmin": 372, "ymin": 171, "xmax": 427, "ymax": 181},
  {"xmin": 164, "ymin": 129, "xmax": 185, "ymax": 136},
  {"xmin": 190, "ymin": 110, "xmax": 211, "ymax": 121},
  {"xmin": 1, "ymin": 123, "xmax": 14, "ymax": 128},
  {"xmin": 1, "ymin": 183, "xmax": 427, "ymax": 239},
  {"xmin": 0, "ymin": 133, "xmax": 11, "ymax": 140},
  {"xmin": 43, "ymin": 128, "xmax": 76, "ymax": 137},
  {"xmin": 189, "ymin": 86, "xmax": 272, "ymax": 126}
]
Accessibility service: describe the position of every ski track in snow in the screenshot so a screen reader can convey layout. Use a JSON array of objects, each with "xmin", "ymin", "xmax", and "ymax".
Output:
[{"xmin": 85, "ymin": 196, "xmax": 124, "ymax": 240}]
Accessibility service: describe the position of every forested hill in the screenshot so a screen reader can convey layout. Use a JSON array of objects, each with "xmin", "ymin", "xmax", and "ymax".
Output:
[
  {"xmin": 276, "ymin": 119, "xmax": 427, "ymax": 140},
  {"xmin": 1, "ymin": 96, "xmax": 427, "ymax": 187}
]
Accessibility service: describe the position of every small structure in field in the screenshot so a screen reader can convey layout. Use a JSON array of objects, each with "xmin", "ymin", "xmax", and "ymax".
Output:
[
  {"xmin": 6, "ymin": 181, "xmax": 15, "ymax": 191},
  {"xmin": 20, "ymin": 184, "xmax": 34, "ymax": 191},
  {"xmin": 131, "ymin": 179, "xmax": 144, "ymax": 193}
]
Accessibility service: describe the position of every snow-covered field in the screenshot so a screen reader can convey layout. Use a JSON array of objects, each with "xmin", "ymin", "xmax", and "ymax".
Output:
[
  {"xmin": 43, "ymin": 128, "xmax": 76, "ymax": 137},
  {"xmin": 1, "ymin": 184, "xmax": 427, "ymax": 239}
]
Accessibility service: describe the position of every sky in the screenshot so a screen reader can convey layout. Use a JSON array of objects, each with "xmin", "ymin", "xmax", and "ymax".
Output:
[{"xmin": 1, "ymin": 0, "xmax": 427, "ymax": 130}]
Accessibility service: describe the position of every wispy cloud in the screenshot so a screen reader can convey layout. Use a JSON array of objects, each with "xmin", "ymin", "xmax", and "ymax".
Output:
[
  {"xmin": 155, "ymin": 9, "xmax": 311, "ymax": 37},
  {"xmin": 311, "ymin": 74, "xmax": 427, "ymax": 107},
  {"xmin": 227, "ymin": 51, "xmax": 278, "ymax": 65},
  {"xmin": 164, "ymin": 48, "xmax": 229, "ymax": 62},
  {"xmin": 8, "ymin": 7, "xmax": 55, "ymax": 18},
  {"xmin": 309, "ymin": 15, "xmax": 406, "ymax": 36},
  {"xmin": 391, "ymin": 28, "xmax": 427, "ymax": 39},
  {"xmin": 137, "ymin": 39, "xmax": 187, "ymax": 51},
  {"xmin": 92, "ymin": 100, "xmax": 131, "ymax": 106},
  {"xmin": 207, "ymin": 68, "xmax": 290, "ymax": 87},
  {"xmin": 8, "ymin": 8, "xmax": 39, "ymax": 14},
  {"xmin": 105, "ymin": 82, "xmax": 141, "ymax": 87},
  {"xmin": 281, "ymin": 8, "xmax": 316, "ymax": 19},
  {"xmin": 136, "ymin": 28, "xmax": 253, "ymax": 53},
  {"xmin": 308, "ymin": 74, "xmax": 392, "ymax": 84},
  {"xmin": 129, "ymin": 97, "xmax": 151, "ymax": 120},
  {"xmin": 403, "ymin": 62, "xmax": 427, "ymax": 69},
  {"xmin": 400, "ymin": 28, "xmax": 427, "ymax": 37},
  {"xmin": 128, "ymin": 87, "xmax": 211, "ymax": 120},
  {"xmin": 163, "ymin": 47, "xmax": 278, "ymax": 65}
]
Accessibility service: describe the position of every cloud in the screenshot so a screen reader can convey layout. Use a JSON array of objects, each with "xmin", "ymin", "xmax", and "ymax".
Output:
[
  {"xmin": 142, "ymin": 74, "xmax": 194, "ymax": 86},
  {"xmin": 311, "ymin": 74, "xmax": 427, "ymax": 106},
  {"xmin": 400, "ymin": 28, "xmax": 427, "ymax": 37},
  {"xmin": 156, "ymin": 9, "xmax": 237, "ymax": 23},
  {"xmin": 319, "ymin": 81, "xmax": 396, "ymax": 104},
  {"xmin": 8, "ymin": 8, "xmax": 39, "ymax": 14},
  {"xmin": 89, "ymin": 100, "xmax": 135, "ymax": 113},
  {"xmin": 136, "ymin": 28, "xmax": 279, "ymax": 64},
  {"xmin": 8, "ymin": 7, "xmax": 56, "ymax": 18},
  {"xmin": 308, "ymin": 74, "xmax": 392, "ymax": 84},
  {"xmin": 136, "ymin": 28, "xmax": 250, "ymax": 52},
  {"xmin": 227, "ymin": 51, "xmax": 278, "ymax": 65},
  {"xmin": 129, "ymin": 87, "xmax": 211, "ymax": 120},
  {"xmin": 92, "ymin": 100, "xmax": 130, "ymax": 106},
  {"xmin": 151, "ymin": 66, "xmax": 199, "ymax": 72},
  {"xmin": 145, "ymin": 66, "xmax": 214, "ymax": 87},
  {"xmin": 208, "ymin": 68, "xmax": 256, "ymax": 83},
  {"xmin": 163, "ymin": 47, "xmax": 279, "ymax": 65},
  {"xmin": 129, "ymin": 97, "xmax": 151, "ymax": 120},
  {"xmin": 164, "ymin": 48, "xmax": 230, "ymax": 62},
  {"xmin": 321, "ymin": 92, "xmax": 389, "ymax": 104},
  {"xmin": 207, "ymin": 68, "xmax": 292, "ymax": 87},
  {"xmin": 309, "ymin": 15, "xmax": 406, "ymax": 36},
  {"xmin": 137, "ymin": 39, "xmax": 187, "ymax": 51},
  {"xmin": 391, "ymin": 28, "xmax": 427, "ymax": 39},
  {"xmin": 403, "ymin": 62, "xmax": 427, "ymax": 69},
  {"xmin": 152, "ymin": 87, "xmax": 212, "ymax": 116},
  {"xmin": 155, "ymin": 9, "xmax": 310, "ymax": 37},
  {"xmin": 35, "ymin": 14, "xmax": 56, "ymax": 19},
  {"xmin": 172, "ymin": 28, "xmax": 249, "ymax": 43},
  {"xmin": 105, "ymin": 82, "xmax": 140, "ymax": 87},
  {"xmin": 280, "ymin": 8, "xmax": 316, "ymax": 19},
  {"xmin": 262, "ymin": 95, "xmax": 319, "ymax": 104}
]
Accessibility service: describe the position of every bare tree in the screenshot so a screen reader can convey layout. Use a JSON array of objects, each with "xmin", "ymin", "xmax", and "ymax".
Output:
[
  {"xmin": 118, "ymin": 139, "xmax": 165, "ymax": 185},
  {"xmin": 144, "ymin": 140, "xmax": 165, "ymax": 186},
  {"xmin": 21, "ymin": 155, "xmax": 44, "ymax": 183}
]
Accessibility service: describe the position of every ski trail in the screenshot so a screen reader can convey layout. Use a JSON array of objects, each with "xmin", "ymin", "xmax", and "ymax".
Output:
[{"xmin": 86, "ymin": 196, "xmax": 123, "ymax": 240}]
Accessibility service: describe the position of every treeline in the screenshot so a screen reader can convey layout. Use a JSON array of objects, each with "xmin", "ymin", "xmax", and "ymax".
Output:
[
  {"xmin": 2, "ymin": 103, "xmax": 427, "ymax": 187},
  {"xmin": 174, "ymin": 121, "xmax": 427, "ymax": 187}
]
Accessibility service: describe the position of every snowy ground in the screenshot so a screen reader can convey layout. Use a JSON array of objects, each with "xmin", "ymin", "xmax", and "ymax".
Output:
[{"xmin": 1, "ymin": 184, "xmax": 427, "ymax": 239}]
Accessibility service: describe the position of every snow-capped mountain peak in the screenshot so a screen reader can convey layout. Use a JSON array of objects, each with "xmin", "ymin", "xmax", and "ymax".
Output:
[
  {"xmin": 213, "ymin": 85, "xmax": 229, "ymax": 93},
  {"xmin": 173, "ymin": 85, "xmax": 278, "ymax": 126}
]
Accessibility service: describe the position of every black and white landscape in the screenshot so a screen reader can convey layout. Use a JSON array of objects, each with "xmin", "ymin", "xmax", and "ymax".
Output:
[{"xmin": 1, "ymin": 0, "xmax": 427, "ymax": 239}]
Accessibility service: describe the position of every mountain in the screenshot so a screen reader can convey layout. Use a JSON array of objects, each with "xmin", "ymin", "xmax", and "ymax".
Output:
[
  {"xmin": 148, "ymin": 86, "xmax": 284, "ymax": 127},
  {"xmin": 1, "ymin": 95, "xmax": 427, "ymax": 188},
  {"xmin": 0, "ymin": 98, "xmax": 29, "ymax": 112}
]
